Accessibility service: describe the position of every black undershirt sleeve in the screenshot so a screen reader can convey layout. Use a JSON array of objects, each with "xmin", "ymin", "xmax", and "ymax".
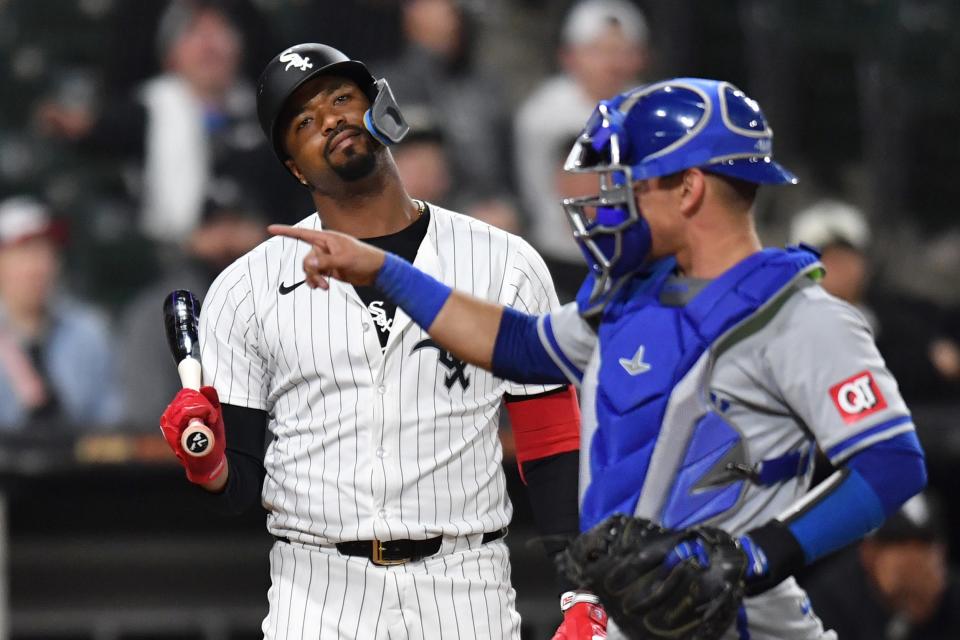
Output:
[
  {"xmin": 510, "ymin": 385, "xmax": 581, "ymax": 593},
  {"xmin": 521, "ymin": 450, "xmax": 580, "ymax": 593},
  {"xmin": 520, "ymin": 451, "xmax": 581, "ymax": 542},
  {"xmin": 207, "ymin": 403, "xmax": 269, "ymax": 516}
]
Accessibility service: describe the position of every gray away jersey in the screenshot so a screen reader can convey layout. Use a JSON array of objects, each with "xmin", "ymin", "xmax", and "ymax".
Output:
[
  {"xmin": 199, "ymin": 205, "xmax": 559, "ymax": 545},
  {"xmin": 541, "ymin": 272, "xmax": 911, "ymax": 639},
  {"xmin": 539, "ymin": 274, "xmax": 914, "ymax": 531}
]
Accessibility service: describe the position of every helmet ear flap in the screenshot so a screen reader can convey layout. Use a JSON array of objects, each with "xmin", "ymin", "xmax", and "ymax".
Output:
[{"xmin": 363, "ymin": 79, "xmax": 409, "ymax": 146}]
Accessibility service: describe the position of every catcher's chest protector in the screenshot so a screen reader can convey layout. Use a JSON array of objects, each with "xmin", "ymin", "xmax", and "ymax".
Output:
[{"xmin": 582, "ymin": 248, "xmax": 820, "ymax": 531}]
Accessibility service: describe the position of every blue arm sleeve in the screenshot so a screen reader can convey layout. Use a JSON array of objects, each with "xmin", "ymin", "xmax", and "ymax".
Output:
[
  {"xmin": 491, "ymin": 307, "xmax": 569, "ymax": 384},
  {"xmin": 786, "ymin": 431, "xmax": 926, "ymax": 563}
]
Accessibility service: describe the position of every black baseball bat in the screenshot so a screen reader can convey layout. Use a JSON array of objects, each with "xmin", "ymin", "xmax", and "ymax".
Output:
[{"xmin": 162, "ymin": 290, "xmax": 214, "ymax": 457}]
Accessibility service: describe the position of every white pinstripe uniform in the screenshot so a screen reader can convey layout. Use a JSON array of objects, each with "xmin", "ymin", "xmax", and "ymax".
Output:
[{"xmin": 199, "ymin": 204, "xmax": 559, "ymax": 639}]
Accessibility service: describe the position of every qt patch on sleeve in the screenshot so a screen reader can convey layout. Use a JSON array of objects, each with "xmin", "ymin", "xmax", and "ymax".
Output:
[{"xmin": 829, "ymin": 371, "xmax": 887, "ymax": 424}]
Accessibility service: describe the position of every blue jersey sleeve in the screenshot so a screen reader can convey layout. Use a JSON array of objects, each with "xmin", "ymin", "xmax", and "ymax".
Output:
[{"xmin": 491, "ymin": 307, "xmax": 569, "ymax": 385}]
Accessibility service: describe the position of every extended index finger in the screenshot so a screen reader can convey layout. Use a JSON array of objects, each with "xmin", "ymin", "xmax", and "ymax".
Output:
[{"xmin": 268, "ymin": 224, "xmax": 330, "ymax": 248}]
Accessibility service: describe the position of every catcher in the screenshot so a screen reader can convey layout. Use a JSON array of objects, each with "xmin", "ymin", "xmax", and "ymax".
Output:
[{"xmin": 270, "ymin": 78, "xmax": 927, "ymax": 639}]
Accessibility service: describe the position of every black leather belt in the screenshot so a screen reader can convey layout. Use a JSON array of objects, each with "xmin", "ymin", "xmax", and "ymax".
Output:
[{"xmin": 275, "ymin": 528, "xmax": 507, "ymax": 566}]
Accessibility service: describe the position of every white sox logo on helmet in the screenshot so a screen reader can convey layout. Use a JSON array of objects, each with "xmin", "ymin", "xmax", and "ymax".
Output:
[{"xmin": 279, "ymin": 51, "xmax": 313, "ymax": 72}]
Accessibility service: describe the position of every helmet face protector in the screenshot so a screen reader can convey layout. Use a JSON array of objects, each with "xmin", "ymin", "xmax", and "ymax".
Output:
[
  {"xmin": 256, "ymin": 43, "xmax": 409, "ymax": 165},
  {"xmin": 564, "ymin": 102, "xmax": 651, "ymax": 312},
  {"xmin": 563, "ymin": 78, "xmax": 797, "ymax": 312}
]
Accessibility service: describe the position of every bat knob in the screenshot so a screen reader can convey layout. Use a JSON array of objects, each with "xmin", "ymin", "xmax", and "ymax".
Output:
[{"xmin": 181, "ymin": 418, "xmax": 215, "ymax": 457}]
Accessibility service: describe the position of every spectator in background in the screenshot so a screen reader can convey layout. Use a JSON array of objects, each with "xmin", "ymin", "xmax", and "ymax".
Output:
[
  {"xmin": 0, "ymin": 197, "xmax": 122, "ymax": 431},
  {"xmin": 791, "ymin": 200, "xmax": 960, "ymax": 404},
  {"xmin": 392, "ymin": 109, "xmax": 523, "ymax": 235},
  {"xmin": 790, "ymin": 199, "xmax": 873, "ymax": 314},
  {"xmin": 374, "ymin": 0, "xmax": 519, "ymax": 226},
  {"xmin": 544, "ymin": 134, "xmax": 611, "ymax": 300},
  {"xmin": 37, "ymin": 0, "xmax": 307, "ymax": 243},
  {"xmin": 256, "ymin": 0, "xmax": 401, "ymax": 65},
  {"xmin": 514, "ymin": 0, "xmax": 649, "ymax": 300},
  {"xmin": 118, "ymin": 196, "xmax": 266, "ymax": 429},
  {"xmin": 390, "ymin": 110, "xmax": 453, "ymax": 207},
  {"xmin": 803, "ymin": 490, "xmax": 960, "ymax": 639}
]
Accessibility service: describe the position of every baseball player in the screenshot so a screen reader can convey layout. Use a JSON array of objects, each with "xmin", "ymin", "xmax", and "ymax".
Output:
[
  {"xmin": 271, "ymin": 78, "xmax": 928, "ymax": 639},
  {"xmin": 158, "ymin": 44, "xmax": 586, "ymax": 639}
]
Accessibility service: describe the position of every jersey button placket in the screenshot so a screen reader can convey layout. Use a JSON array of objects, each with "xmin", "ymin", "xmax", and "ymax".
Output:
[{"xmin": 370, "ymin": 374, "xmax": 389, "ymax": 534}]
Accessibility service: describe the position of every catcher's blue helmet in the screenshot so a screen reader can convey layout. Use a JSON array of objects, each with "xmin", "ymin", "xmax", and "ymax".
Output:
[{"xmin": 563, "ymin": 78, "xmax": 797, "ymax": 314}]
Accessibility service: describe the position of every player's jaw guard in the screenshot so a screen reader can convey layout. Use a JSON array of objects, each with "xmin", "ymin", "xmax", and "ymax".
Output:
[
  {"xmin": 256, "ymin": 43, "xmax": 409, "ymax": 165},
  {"xmin": 564, "ymin": 78, "xmax": 798, "ymax": 314},
  {"xmin": 364, "ymin": 78, "xmax": 408, "ymax": 146}
]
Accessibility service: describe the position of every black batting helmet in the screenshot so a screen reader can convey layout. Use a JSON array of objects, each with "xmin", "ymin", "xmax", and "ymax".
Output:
[{"xmin": 256, "ymin": 43, "xmax": 409, "ymax": 163}]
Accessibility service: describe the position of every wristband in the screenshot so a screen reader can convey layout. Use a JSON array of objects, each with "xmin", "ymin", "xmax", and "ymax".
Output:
[
  {"xmin": 560, "ymin": 591, "xmax": 601, "ymax": 612},
  {"xmin": 742, "ymin": 520, "xmax": 805, "ymax": 595}
]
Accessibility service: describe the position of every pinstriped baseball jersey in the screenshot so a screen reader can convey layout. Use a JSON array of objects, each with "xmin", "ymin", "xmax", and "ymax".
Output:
[{"xmin": 199, "ymin": 204, "xmax": 559, "ymax": 545}]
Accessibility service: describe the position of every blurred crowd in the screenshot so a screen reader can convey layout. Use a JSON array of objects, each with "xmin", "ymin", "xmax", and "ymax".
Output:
[
  {"xmin": 0, "ymin": 0, "xmax": 660, "ymax": 432},
  {"xmin": 1, "ymin": 0, "xmax": 958, "ymax": 434},
  {"xmin": 802, "ymin": 490, "xmax": 960, "ymax": 639},
  {"xmin": 0, "ymin": 0, "xmax": 959, "ymax": 636}
]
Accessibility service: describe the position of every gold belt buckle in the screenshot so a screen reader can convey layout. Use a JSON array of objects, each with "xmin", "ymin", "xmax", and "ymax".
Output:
[{"xmin": 371, "ymin": 539, "xmax": 409, "ymax": 566}]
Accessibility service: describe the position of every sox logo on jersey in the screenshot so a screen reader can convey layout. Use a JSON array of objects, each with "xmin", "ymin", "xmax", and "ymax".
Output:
[
  {"xmin": 199, "ymin": 204, "xmax": 558, "ymax": 639},
  {"xmin": 412, "ymin": 338, "xmax": 470, "ymax": 390},
  {"xmin": 367, "ymin": 300, "xmax": 393, "ymax": 333}
]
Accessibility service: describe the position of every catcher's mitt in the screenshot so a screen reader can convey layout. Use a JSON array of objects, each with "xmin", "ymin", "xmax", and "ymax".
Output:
[{"xmin": 559, "ymin": 515, "xmax": 747, "ymax": 640}]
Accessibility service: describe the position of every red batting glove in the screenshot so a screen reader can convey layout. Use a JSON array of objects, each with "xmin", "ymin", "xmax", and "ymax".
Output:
[
  {"xmin": 551, "ymin": 591, "xmax": 608, "ymax": 640},
  {"xmin": 159, "ymin": 386, "xmax": 227, "ymax": 484}
]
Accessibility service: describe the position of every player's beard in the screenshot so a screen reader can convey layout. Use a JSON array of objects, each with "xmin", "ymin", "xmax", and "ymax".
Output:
[{"xmin": 324, "ymin": 124, "xmax": 378, "ymax": 182}]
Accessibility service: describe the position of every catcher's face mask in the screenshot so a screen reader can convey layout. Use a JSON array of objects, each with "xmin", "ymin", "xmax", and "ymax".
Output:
[
  {"xmin": 564, "ymin": 79, "xmax": 799, "ymax": 314},
  {"xmin": 563, "ymin": 100, "xmax": 653, "ymax": 314}
]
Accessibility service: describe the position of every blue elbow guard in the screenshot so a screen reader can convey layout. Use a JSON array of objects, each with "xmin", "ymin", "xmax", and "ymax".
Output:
[
  {"xmin": 375, "ymin": 252, "xmax": 452, "ymax": 329},
  {"xmin": 846, "ymin": 430, "xmax": 927, "ymax": 514},
  {"xmin": 787, "ymin": 431, "xmax": 926, "ymax": 563},
  {"xmin": 788, "ymin": 468, "xmax": 885, "ymax": 563}
]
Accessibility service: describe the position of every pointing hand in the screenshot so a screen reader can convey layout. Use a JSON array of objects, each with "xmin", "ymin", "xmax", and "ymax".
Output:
[{"xmin": 268, "ymin": 225, "xmax": 387, "ymax": 290}]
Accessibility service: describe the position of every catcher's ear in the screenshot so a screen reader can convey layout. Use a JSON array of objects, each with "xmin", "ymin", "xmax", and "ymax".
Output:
[{"xmin": 679, "ymin": 169, "xmax": 706, "ymax": 218}]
